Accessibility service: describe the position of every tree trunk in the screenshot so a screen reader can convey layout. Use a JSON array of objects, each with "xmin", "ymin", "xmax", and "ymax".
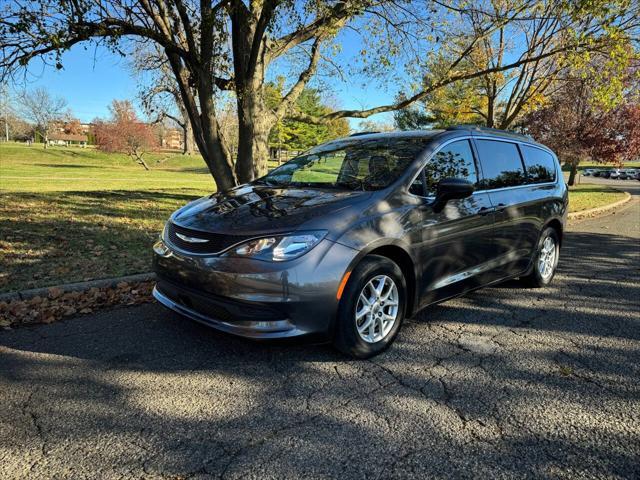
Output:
[
  {"xmin": 165, "ymin": 52, "xmax": 236, "ymax": 192},
  {"xmin": 486, "ymin": 85, "xmax": 496, "ymax": 128},
  {"xmin": 183, "ymin": 119, "xmax": 195, "ymax": 155},
  {"xmin": 136, "ymin": 154, "xmax": 150, "ymax": 170},
  {"xmin": 177, "ymin": 101, "xmax": 196, "ymax": 155},
  {"xmin": 197, "ymin": 119, "xmax": 236, "ymax": 191},
  {"xmin": 235, "ymin": 85, "xmax": 271, "ymax": 184},
  {"xmin": 567, "ymin": 159, "xmax": 579, "ymax": 186},
  {"xmin": 486, "ymin": 100, "xmax": 494, "ymax": 128}
]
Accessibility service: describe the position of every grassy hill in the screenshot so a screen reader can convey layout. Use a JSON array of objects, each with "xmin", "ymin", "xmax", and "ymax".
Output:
[
  {"xmin": 0, "ymin": 142, "xmax": 215, "ymax": 192},
  {"xmin": 0, "ymin": 142, "xmax": 630, "ymax": 293},
  {"xmin": 0, "ymin": 143, "xmax": 214, "ymax": 292}
]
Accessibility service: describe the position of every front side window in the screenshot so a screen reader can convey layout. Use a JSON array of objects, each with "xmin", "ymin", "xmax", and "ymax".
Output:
[
  {"xmin": 475, "ymin": 140, "xmax": 526, "ymax": 189},
  {"xmin": 410, "ymin": 140, "xmax": 477, "ymax": 197},
  {"xmin": 258, "ymin": 137, "xmax": 430, "ymax": 191},
  {"xmin": 521, "ymin": 145, "xmax": 556, "ymax": 183}
]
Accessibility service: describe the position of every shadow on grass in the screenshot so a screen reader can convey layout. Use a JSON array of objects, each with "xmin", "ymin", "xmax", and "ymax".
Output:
[
  {"xmin": 32, "ymin": 163, "xmax": 106, "ymax": 169},
  {"xmin": 0, "ymin": 228, "xmax": 638, "ymax": 477},
  {"xmin": 569, "ymin": 186, "xmax": 621, "ymax": 193},
  {"xmin": 0, "ymin": 189, "xmax": 208, "ymax": 291},
  {"xmin": 163, "ymin": 165, "xmax": 212, "ymax": 174}
]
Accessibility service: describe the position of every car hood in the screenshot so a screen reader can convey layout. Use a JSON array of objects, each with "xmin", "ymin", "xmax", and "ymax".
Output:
[{"xmin": 172, "ymin": 184, "xmax": 372, "ymax": 235}]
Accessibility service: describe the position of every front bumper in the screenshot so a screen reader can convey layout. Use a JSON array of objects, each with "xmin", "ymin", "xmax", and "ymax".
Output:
[
  {"xmin": 153, "ymin": 285, "xmax": 303, "ymax": 339},
  {"xmin": 152, "ymin": 238, "xmax": 359, "ymax": 339}
]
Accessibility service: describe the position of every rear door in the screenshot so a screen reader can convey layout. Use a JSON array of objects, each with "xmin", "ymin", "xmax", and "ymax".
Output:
[
  {"xmin": 409, "ymin": 138, "xmax": 497, "ymax": 306},
  {"xmin": 472, "ymin": 138, "xmax": 539, "ymax": 278}
]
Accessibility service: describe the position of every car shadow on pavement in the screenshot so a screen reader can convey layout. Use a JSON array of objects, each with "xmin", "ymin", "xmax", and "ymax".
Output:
[{"xmin": 1, "ymin": 230, "xmax": 638, "ymax": 478}]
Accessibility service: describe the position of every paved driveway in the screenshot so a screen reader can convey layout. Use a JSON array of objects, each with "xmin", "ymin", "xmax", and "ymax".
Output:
[{"xmin": 1, "ymin": 190, "xmax": 639, "ymax": 479}]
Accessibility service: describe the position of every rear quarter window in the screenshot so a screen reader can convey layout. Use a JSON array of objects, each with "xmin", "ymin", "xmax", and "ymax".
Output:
[{"xmin": 521, "ymin": 145, "xmax": 557, "ymax": 183}]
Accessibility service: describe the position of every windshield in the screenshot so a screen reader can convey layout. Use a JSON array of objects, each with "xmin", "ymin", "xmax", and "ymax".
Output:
[{"xmin": 256, "ymin": 137, "xmax": 430, "ymax": 191}]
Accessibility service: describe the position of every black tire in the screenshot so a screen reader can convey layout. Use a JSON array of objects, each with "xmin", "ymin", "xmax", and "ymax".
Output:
[
  {"xmin": 520, "ymin": 227, "xmax": 560, "ymax": 288},
  {"xmin": 333, "ymin": 255, "xmax": 406, "ymax": 359}
]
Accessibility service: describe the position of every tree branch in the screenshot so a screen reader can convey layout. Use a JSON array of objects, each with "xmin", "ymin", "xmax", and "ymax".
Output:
[
  {"xmin": 269, "ymin": 1, "xmax": 352, "ymax": 58},
  {"xmin": 290, "ymin": 42, "xmax": 600, "ymax": 124},
  {"xmin": 274, "ymin": 37, "xmax": 324, "ymax": 120}
]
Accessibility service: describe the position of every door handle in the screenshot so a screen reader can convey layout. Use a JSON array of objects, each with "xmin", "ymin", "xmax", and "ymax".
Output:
[{"xmin": 478, "ymin": 206, "xmax": 495, "ymax": 216}]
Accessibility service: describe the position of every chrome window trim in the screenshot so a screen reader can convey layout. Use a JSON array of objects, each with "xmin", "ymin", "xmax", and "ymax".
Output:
[
  {"xmin": 406, "ymin": 134, "xmax": 560, "ymax": 200},
  {"xmin": 472, "ymin": 135, "xmax": 561, "ymax": 185},
  {"xmin": 475, "ymin": 181, "xmax": 556, "ymax": 194}
]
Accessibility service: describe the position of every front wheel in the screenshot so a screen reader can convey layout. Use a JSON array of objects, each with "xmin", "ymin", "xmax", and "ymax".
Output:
[
  {"xmin": 520, "ymin": 227, "xmax": 560, "ymax": 287},
  {"xmin": 333, "ymin": 255, "xmax": 406, "ymax": 359}
]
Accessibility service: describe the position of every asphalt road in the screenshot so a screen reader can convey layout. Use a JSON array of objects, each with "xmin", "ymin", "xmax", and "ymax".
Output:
[{"xmin": 1, "ymin": 186, "xmax": 639, "ymax": 479}]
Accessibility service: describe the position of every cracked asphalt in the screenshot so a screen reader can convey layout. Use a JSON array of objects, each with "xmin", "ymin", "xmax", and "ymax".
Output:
[{"xmin": 1, "ymin": 183, "xmax": 639, "ymax": 479}]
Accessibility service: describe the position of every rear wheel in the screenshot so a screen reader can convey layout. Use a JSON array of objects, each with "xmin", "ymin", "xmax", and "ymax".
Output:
[
  {"xmin": 333, "ymin": 255, "xmax": 406, "ymax": 359},
  {"xmin": 520, "ymin": 227, "xmax": 560, "ymax": 287}
]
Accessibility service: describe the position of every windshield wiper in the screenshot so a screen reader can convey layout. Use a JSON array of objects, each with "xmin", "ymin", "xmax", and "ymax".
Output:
[
  {"xmin": 254, "ymin": 178, "xmax": 281, "ymax": 187},
  {"xmin": 288, "ymin": 182, "xmax": 341, "ymax": 189},
  {"xmin": 336, "ymin": 174, "xmax": 367, "ymax": 191}
]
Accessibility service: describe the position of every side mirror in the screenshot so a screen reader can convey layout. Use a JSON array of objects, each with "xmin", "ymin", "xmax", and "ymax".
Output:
[{"xmin": 432, "ymin": 178, "xmax": 475, "ymax": 212}]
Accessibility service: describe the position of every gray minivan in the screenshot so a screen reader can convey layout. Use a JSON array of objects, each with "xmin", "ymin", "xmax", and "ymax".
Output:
[{"xmin": 153, "ymin": 127, "xmax": 568, "ymax": 358}]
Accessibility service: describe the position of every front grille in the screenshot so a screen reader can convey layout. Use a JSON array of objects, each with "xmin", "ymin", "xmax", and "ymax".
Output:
[
  {"xmin": 156, "ymin": 278, "xmax": 284, "ymax": 322},
  {"xmin": 166, "ymin": 222, "xmax": 249, "ymax": 254}
]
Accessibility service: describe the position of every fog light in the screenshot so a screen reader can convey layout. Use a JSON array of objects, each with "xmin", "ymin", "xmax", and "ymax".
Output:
[{"xmin": 153, "ymin": 239, "xmax": 170, "ymax": 256}]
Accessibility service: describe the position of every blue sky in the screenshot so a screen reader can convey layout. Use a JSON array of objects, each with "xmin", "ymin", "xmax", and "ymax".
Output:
[
  {"xmin": 16, "ymin": 46, "xmax": 139, "ymax": 122},
  {"xmin": 14, "ymin": 36, "xmax": 398, "ymax": 128}
]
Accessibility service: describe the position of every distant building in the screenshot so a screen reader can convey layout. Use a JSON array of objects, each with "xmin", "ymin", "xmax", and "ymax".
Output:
[
  {"xmin": 48, "ymin": 133, "xmax": 89, "ymax": 147},
  {"xmin": 160, "ymin": 128, "xmax": 183, "ymax": 150}
]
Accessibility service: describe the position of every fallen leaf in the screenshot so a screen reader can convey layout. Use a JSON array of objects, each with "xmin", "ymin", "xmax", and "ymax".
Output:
[{"xmin": 48, "ymin": 287, "xmax": 64, "ymax": 299}]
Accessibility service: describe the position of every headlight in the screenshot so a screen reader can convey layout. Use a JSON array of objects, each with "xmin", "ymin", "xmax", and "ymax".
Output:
[{"xmin": 226, "ymin": 231, "xmax": 326, "ymax": 261}]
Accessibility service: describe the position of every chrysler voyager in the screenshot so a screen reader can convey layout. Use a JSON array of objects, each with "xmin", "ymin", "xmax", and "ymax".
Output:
[{"xmin": 153, "ymin": 127, "xmax": 567, "ymax": 358}]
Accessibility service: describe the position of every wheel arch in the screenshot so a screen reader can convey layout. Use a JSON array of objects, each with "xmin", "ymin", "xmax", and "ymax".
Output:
[
  {"xmin": 365, "ymin": 244, "xmax": 418, "ymax": 317},
  {"xmin": 545, "ymin": 217, "xmax": 564, "ymax": 246}
]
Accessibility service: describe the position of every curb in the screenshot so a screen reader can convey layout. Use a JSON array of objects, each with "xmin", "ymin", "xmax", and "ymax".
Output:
[
  {"xmin": 567, "ymin": 191, "xmax": 632, "ymax": 221},
  {"xmin": 0, "ymin": 272, "xmax": 156, "ymax": 303}
]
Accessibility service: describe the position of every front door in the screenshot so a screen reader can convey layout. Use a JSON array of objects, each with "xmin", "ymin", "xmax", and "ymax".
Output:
[{"xmin": 409, "ymin": 139, "xmax": 497, "ymax": 306}]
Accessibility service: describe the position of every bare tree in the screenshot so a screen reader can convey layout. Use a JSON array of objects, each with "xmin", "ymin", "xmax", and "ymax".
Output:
[
  {"xmin": 132, "ymin": 46, "xmax": 196, "ymax": 155},
  {"xmin": 15, "ymin": 88, "xmax": 68, "ymax": 148},
  {"xmin": 2, "ymin": 0, "xmax": 638, "ymax": 189}
]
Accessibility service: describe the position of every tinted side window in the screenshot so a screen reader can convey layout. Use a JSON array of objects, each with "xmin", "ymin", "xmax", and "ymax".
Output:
[
  {"xmin": 521, "ymin": 145, "xmax": 556, "ymax": 183},
  {"xmin": 475, "ymin": 140, "xmax": 526, "ymax": 189},
  {"xmin": 410, "ymin": 140, "xmax": 477, "ymax": 196}
]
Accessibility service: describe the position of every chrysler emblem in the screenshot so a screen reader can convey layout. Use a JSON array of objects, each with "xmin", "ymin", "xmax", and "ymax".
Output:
[{"xmin": 175, "ymin": 232, "xmax": 209, "ymax": 243}]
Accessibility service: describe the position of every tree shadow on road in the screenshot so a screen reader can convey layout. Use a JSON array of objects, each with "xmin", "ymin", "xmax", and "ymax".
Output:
[{"xmin": 0, "ymin": 230, "xmax": 638, "ymax": 478}]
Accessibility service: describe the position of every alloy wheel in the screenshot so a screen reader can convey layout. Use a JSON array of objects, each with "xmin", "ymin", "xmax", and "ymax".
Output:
[
  {"xmin": 355, "ymin": 275, "xmax": 399, "ymax": 343},
  {"xmin": 537, "ymin": 236, "xmax": 557, "ymax": 281}
]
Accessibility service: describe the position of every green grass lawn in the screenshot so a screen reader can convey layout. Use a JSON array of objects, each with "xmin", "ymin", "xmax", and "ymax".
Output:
[
  {"xmin": 0, "ymin": 142, "xmax": 630, "ymax": 293},
  {"xmin": 561, "ymin": 160, "xmax": 640, "ymax": 173},
  {"xmin": 567, "ymin": 184, "xmax": 627, "ymax": 213},
  {"xmin": 0, "ymin": 142, "xmax": 215, "ymax": 292}
]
